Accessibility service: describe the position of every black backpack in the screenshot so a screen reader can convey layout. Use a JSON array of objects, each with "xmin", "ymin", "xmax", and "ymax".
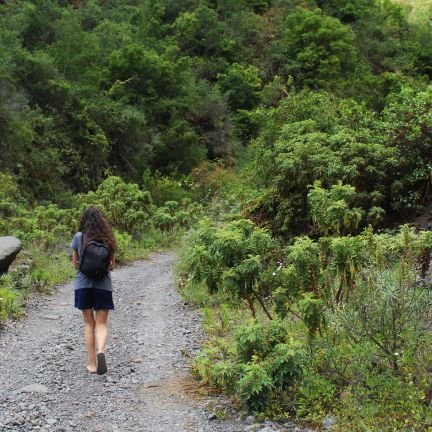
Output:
[{"xmin": 79, "ymin": 235, "xmax": 110, "ymax": 279}]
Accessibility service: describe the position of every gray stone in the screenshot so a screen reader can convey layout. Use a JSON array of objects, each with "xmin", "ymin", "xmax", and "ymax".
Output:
[
  {"xmin": 245, "ymin": 416, "xmax": 256, "ymax": 425},
  {"xmin": 0, "ymin": 236, "xmax": 22, "ymax": 273},
  {"xmin": 40, "ymin": 315, "xmax": 61, "ymax": 320},
  {"xmin": 244, "ymin": 425, "xmax": 260, "ymax": 432},
  {"xmin": 20, "ymin": 384, "xmax": 49, "ymax": 394},
  {"xmin": 323, "ymin": 415, "xmax": 337, "ymax": 431},
  {"xmin": 17, "ymin": 263, "xmax": 31, "ymax": 272}
]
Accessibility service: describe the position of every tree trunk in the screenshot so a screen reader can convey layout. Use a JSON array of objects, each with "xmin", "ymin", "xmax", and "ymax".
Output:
[{"xmin": 245, "ymin": 295, "xmax": 257, "ymax": 319}]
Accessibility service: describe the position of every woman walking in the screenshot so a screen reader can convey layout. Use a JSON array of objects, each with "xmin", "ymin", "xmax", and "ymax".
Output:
[{"xmin": 70, "ymin": 206, "xmax": 116, "ymax": 375}]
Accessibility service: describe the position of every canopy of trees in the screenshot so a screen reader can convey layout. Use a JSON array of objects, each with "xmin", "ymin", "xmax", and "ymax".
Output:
[{"xmin": 1, "ymin": 0, "xmax": 431, "ymax": 209}]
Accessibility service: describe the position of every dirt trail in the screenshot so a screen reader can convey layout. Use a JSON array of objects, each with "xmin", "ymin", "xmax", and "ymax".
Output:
[{"xmin": 0, "ymin": 253, "xmax": 248, "ymax": 432}]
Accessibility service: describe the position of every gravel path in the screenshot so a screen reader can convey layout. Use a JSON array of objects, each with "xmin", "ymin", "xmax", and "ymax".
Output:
[{"xmin": 0, "ymin": 253, "xmax": 307, "ymax": 432}]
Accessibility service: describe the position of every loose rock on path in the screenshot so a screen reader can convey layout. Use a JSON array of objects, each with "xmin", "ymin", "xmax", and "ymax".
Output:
[{"xmin": 0, "ymin": 253, "xmax": 307, "ymax": 432}]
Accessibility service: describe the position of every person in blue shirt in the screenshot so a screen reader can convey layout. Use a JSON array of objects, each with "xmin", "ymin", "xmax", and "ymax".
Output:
[{"xmin": 70, "ymin": 206, "xmax": 116, "ymax": 375}]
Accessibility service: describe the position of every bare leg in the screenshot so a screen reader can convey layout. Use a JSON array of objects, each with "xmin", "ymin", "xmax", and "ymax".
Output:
[
  {"xmin": 95, "ymin": 309, "xmax": 109, "ymax": 375},
  {"xmin": 95, "ymin": 309, "xmax": 109, "ymax": 353},
  {"xmin": 82, "ymin": 309, "xmax": 96, "ymax": 373}
]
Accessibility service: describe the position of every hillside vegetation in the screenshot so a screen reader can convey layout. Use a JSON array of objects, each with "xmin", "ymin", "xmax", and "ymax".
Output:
[
  {"xmin": 395, "ymin": 0, "xmax": 432, "ymax": 17},
  {"xmin": 2, "ymin": 0, "xmax": 432, "ymax": 429}
]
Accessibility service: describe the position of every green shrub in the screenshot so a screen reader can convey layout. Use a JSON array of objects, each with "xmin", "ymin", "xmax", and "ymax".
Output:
[
  {"xmin": 114, "ymin": 230, "xmax": 133, "ymax": 263},
  {"xmin": 191, "ymin": 161, "xmax": 239, "ymax": 203},
  {"xmin": 210, "ymin": 359, "xmax": 238, "ymax": 394},
  {"xmin": 297, "ymin": 374, "xmax": 337, "ymax": 419},
  {"xmin": 30, "ymin": 269, "xmax": 50, "ymax": 293},
  {"xmin": 244, "ymin": 87, "xmax": 432, "ymax": 236},
  {"xmin": 153, "ymin": 208, "xmax": 176, "ymax": 231},
  {"xmin": 269, "ymin": 342, "xmax": 304, "ymax": 390},
  {"xmin": 182, "ymin": 217, "xmax": 276, "ymax": 318},
  {"xmin": 236, "ymin": 320, "xmax": 266, "ymax": 362},
  {"xmin": 153, "ymin": 199, "xmax": 203, "ymax": 231},
  {"xmin": 185, "ymin": 222, "xmax": 432, "ymax": 425},
  {"xmin": 237, "ymin": 361, "xmax": 274, "ymax": 412},
  {"xmin": 0, "ymin": 288, "xmax": 19, "ymax": 322},
  {"xmin": 143, "ymin": 171, "xmax": 193, "ymax": 206},
  {"xmin": 308, "ymin": 180, "xmax": 365, "ymax": 235},
  {"xmin": 194, "ymin": 317, "xmax": 305, "ymax": 414},
  {"xmin": 78, "ymin": 176, "xmax": 153, "ymax": 235},
  {"xmin": 0, "ymin": 275, "xmax": 21, "ymax": 322},
  {"xmin": 335, "ymin": 372, "xmax": 432, "ymax": 430}
]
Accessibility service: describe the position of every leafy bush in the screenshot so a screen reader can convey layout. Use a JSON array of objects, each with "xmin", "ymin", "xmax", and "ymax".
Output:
[
  {"xmin": 191, "ymin": 160, "xmax": 239, "ymax": 203},
  {"xmin": 81, "ymin": 176, "xmax": 153, "ymax": 235},
  {"xmin": 182, "ymin": 217, "xmax": 275, "ymax": 317},
  {"xmin": 272, "ymin": 7, "xmax": 357, "ymax": 91},
  {"xmin": 152, "ymin": 199, "xmax": 202, "ymax": 231},
  {"xmin": 308, "ymin": 181, "xmax": 366, "ymax": 235},
  {"xmin": 237, "ymin": 361, "xmax": 274, "ymax": 412},
  {"xmin": 297, "ymin": 374, "xmax": 337, "ymax": 419},
  {"xmin": 0, "ymin": 275, "xmax": 21, "ymax": 323},
  {"xmin": 195, "ymin": 318, "xmax": 305, "ymax": 413},
  {"xmin": 0, "ymin": 288, "xmax": 20, "ymax": 322},
  {"xmin": 142, "ymin": 171, "xmax": 193, "ymax": 206},
  {"xmin": 186, "ymin": 223, "xmax": 432, "ymax": 425},
  {"xmin": 245, "ymin": 86, "xmax": 432, "ymax": 237},
  {"xmin": 113, "ymin": 230, "xmax": 133, "ymax": 263},
  {"xmin": 236, "ymin": 320, "xmax": 266, "ymax": 362}
]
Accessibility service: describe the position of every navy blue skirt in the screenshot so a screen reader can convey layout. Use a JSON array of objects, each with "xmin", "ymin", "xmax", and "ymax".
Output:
[{"xmin": 74, "ymin": 288, "xmax": 114, "ymax": 310}]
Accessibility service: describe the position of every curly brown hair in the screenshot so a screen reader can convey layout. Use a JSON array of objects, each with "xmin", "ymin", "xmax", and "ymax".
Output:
[{"xmin": 78, "ymin": 206, "xmax": 116, "ymax": 256}]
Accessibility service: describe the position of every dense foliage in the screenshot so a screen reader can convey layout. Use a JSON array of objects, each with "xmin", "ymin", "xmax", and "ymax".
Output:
[
  {"xmin": 3, "ymin": 0, "xmax": 432, "ymax": 429},
  {"xmin": 180, "ymin": 218, "xmax": 432, "ymax": 428},
  {"xmin": 1, "ymin": 0, "xmax": 432, "ymax": 204}
]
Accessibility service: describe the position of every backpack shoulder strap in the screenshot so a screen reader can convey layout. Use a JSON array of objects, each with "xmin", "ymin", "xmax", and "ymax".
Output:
[{"xmin": 80, "ymin": 232, "xmax": 85, "ymax": 257}]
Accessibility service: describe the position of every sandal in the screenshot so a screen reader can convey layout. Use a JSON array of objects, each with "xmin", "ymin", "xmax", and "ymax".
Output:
[{"xmin": 97, "ymin": 352, "xmax": 108, "ymax": 375}]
